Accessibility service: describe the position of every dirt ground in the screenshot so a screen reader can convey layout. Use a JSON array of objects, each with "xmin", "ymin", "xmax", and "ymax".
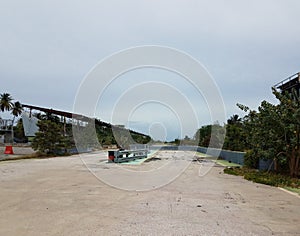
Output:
[
  {"xmin": 0, "ymin": 146, "xmax": 35, "ymax": 159},
  {"xmin": 0, "ymin": 151, "xmax": 299, "ymax": 236}
]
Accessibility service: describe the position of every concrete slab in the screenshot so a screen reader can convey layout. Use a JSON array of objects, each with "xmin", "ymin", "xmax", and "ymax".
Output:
[{"xmin": 0, "ymin": 151, "xmax": 299, "ymax": 235}]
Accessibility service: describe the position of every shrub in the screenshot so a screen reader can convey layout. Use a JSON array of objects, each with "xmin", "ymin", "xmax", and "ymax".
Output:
[
  {"xmin": 31, "ymin": 120, "xmax": 71, "ymax": 155},
  {"xmin": 244, "ymin": 150, "xmax": 259, "ymax": 168},
  {"xmin": 224, "ymin": 167, "xmax": 300, "ymax": 188}
]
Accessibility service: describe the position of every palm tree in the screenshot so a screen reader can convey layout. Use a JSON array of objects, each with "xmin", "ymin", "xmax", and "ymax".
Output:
[
  {"xmin": 227, "ymin": 114, "xmax": 241, "ymax": 125},
  {"xmin": 0, "ymin": 93, "xmax": 13, "ymax": 112},
  {"xmin": 11, "ymin": 101, "xmax": 23, "ymax": 124},
  {"xmin": 10, "ymin": 101, "xmax": 23, "ymax": 143},
  {"xmin": 0, "ymin": 94, "xmax": 22, "ymax": 144}
]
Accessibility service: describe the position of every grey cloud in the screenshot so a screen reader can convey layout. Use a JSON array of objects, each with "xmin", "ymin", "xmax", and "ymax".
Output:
[{"xmin": 1, "ymin": 0, "xmax": 300, "ymax": 139}]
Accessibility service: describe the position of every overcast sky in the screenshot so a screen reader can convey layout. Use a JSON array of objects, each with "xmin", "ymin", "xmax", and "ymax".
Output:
[{"xmin": 1, "ymin": 0, "xmax": 300, "ymax": 141}]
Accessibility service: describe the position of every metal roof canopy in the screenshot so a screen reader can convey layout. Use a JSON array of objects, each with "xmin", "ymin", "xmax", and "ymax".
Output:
[
  {"xmin": 22, "ymin": 104, "xmax": 91, "ymax": 120},
  {"xmin": 22, "ymin": 104, "xmax": 147, "ymax": 136},
  {"xmin": 273, "ymin": 72, "xmax": 300, "ymax": 93}
]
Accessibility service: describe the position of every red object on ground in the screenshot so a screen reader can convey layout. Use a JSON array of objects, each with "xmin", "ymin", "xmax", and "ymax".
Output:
[
  {"xmin": 108, "ymin": 151, "xmax": 115, "ymax": 162},
  {"xmin": 4, "ymin": 145, "xmax": 14, "ymax": 154}
]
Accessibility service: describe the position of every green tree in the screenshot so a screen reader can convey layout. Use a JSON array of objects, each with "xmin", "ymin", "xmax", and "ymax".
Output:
[
  {"xmin": 238, "ymin": 88, "xmax": 300, "ymax": 177},
  {"xmin": 195, "ymin": 125, "xmax": 211, "ymax": 147},
  {"xmin": 0, "ymin": 94, "xmax": 23, "ymax": 143},
  {"xmin": 238, "ymin": 102, "xmax": 283, "ymax": 169},
  {"xmin": 173, "ymin": 138, "xmax": 180, "ymax": 145},
  {"xmin": 223, "ymin": 114, "xmax": 246, "ymax": 151},
  {"xmin": 11, "ymin": 101, "xmax": 23, "ymax": 125},
  {"xmin": 32, "ymin": 120, "xmax": 70, "ymax": 154},
  {"xmin": 13, "ymin": 119, "xmax": 27, "ymax": 142},
  {"xmin": 0, "ymin": 93, "xmax": 13, "ymax": 112},
  {"xmin": 195, "ymin": 124, "xmax": 225, "ymax": 148},
  {"xmin": 273, "ymin": 88, "xmax": 300, "ymax": 177},
  {"xmin": 42, "ymin": 112, "xmax": 60, "ymax": 123}
]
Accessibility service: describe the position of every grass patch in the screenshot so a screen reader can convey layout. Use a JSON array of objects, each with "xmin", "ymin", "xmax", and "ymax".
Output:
[
  {"xmin": 216, "ymin": 159, "xmax": 242, "ymax": 167},
  {"xmin": 224, "ymin": 167, "xmax": 300, "ymax": 189},
  {"xmin": 195, "ymin": 152, "xmax": 216, "ymax": 160},
  {"xmin": 284, "ymin": 187, "xmax": 300, "ymax": 195},
  {"xmin": 223, "ymin": 166, "xmax": 243, "ymax": 176}
]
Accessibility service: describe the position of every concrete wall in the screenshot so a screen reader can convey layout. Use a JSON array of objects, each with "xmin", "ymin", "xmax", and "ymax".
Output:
[
  {"xmin": 197, "ymin": 147, "xmax": 274, "ymax": 170},
  {"xmin": 196, "ymin": 146, "xmax": 245, "ymax": 165},
  {"xmin": 149, "ymin": 145, "xmax": 272, "ymax": 170},
  {"xmin": 258, "ymin": 159, "xmax": 273, "ymax": 171}
]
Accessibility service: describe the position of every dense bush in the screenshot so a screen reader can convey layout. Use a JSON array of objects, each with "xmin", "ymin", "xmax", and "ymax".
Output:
[
  {"xmin": 236, "ymin": 88, "xmax": 300, "ymax": 177},
  {"xmin": 32, "ymin": 120, "xmax": 71, "ymax": 155},
  {"xmin": 224, "ymin": 167, "xmax": 300, "ymax": 188},
  {"xmin": 244, "ymin": 150, "xmax": 259, "ymax": 169}
]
